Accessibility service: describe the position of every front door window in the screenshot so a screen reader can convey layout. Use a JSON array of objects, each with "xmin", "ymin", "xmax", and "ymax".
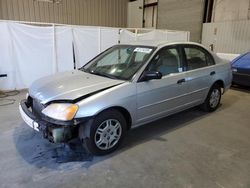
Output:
[{"xmin": 148, "ymin": 47, "xmax": 182, "ymax": 76}]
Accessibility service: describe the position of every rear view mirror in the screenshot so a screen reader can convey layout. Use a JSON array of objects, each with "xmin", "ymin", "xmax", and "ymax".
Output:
[{"xmin": 141, "ymin": 71, "xmax": 162, "ymax": 81}]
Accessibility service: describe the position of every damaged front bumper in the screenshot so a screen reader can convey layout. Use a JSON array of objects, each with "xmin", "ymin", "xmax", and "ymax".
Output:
[{"xmin": 19, "ymin": 99, "xmax": 89, "ymax": 143}]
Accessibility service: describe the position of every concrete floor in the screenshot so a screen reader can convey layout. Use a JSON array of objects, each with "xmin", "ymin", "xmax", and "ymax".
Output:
[{"xmin": 0, "ymin": 88, "xmax": 250, "ymax": 188}]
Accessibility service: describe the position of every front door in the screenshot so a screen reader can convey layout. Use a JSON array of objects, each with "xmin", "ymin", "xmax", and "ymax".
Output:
[{"xmin": 136, "ymin": 46, "xmax": 189, "ymax": 124}]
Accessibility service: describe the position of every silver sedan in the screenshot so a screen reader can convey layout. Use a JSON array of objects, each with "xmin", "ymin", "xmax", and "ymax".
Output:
[{"xmin": 19, "ymin": 42, "xmax": 232, "ymax": 155}]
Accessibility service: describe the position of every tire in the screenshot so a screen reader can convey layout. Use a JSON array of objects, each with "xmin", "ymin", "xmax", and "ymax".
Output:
[
  {"xmin": 201, "ymin": 83, "xmax": 222, "ymax": 112},
  {"xmin": 79, "ymin": 109, "xmax": 127, "ymax": 155}
]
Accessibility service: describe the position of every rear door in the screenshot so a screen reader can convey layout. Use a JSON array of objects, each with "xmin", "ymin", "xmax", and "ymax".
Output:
[
  {"xmin": 182, "ymin": 45, "xmax": 216, "ymax": 104},
  {"xmin": 136, "ymin": 45, "xmax": 189, "ymax": 124}
]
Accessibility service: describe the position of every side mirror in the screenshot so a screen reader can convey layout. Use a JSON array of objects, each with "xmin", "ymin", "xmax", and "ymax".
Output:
[{"xmin": 141, "ymin": 71, "xmax": 162, "ymax": 81}]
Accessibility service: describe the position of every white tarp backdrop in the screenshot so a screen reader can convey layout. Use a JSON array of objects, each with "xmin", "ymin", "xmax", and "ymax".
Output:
[
  {"xmin": 0, "ymin": 21, "xmax": 189, "ymax": 90},
  {"xmin": 56, "ymin": 26, "xmax": 74, "ymax": 73},
  {"xmin": 0, "ymin": 23, "xmax": 14, "ymax": 90},
  {"xmin": 100, "ymin": 28, "xmax": 120, "ymax": 52},
  {"xmin": 119, "ymin": 29, "xmax": 137, "ymax": 43},
  {"xmin": 10, "ymin": 23, "xmax": 54, "ymax": 89},
  {"xmin": 73, "ymin": 27, "xmax": 100, "ymax": 68},
  {"xmin": 119, "ymin": 30, "xmax": 190, "ymax": 44}
]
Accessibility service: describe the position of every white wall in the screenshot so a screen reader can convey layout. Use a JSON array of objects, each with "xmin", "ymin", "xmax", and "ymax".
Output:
[
  {"xmin": 144, "ymin": 0, "xmax": 158, "ymax": 28},
  {"xmin": 127, "ymin": 0, "xmax": 143, "ymax": 28},
  {"xmin": 157, "ymin": 0, "xmax": 204, "ymax": 42},
  {"xmin": 216, "ymin": 53, "xmax": 240, "ymax": 62},
  {"xmin": 202, "ymin": 20, "xmax": 250, "ymax": 54},
  {"xmin": 0, "ymin": 0, "xmax": 128, "ymax": 27},
  {"xmin": 212, "ymin": 0, "xmax": 250, "ymax": 22}
]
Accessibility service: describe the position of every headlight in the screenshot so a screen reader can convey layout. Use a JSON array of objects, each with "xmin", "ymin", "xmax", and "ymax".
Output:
[{"xmin": 42, "ymin": 103, "xmax": 78, "ymax": 121}]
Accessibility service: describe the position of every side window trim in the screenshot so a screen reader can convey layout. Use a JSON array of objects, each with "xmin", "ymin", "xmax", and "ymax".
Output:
[{"xmin": 178, "ymin": 45, "xmax": 187, "ymax": 72}]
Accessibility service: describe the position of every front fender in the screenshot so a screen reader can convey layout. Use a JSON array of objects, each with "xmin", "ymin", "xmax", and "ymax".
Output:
[{"xmin": 75, "ymin": 82, "xmax": 137, "ymax": 125}]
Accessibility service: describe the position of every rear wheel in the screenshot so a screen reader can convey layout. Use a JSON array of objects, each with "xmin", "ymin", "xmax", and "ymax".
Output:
[
  {"xmin": 79, "ymin": 109, "xmax": 127, "ymax": 155},
  {"xmin": 201, "ymin": 84, "xmax": 222, "ymax": 112}
]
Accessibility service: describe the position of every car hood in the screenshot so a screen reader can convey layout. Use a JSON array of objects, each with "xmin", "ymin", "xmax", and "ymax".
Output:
[{"xmin": 29, "ymin": 70, "xmax": 125, "ymax": 104}]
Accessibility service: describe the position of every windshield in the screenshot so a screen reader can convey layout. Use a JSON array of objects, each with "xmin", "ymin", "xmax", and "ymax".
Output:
[{"xmin": 82, "ymin": 45, "xmax": 155, "ymax": 80}]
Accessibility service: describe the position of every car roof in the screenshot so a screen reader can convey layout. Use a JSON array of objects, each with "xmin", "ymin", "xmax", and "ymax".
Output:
[{"xmin": 120, "ymin": 40, "xmax": 206, "ymax": 49}]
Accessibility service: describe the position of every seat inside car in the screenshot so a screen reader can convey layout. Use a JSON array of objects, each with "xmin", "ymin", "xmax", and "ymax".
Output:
[
  {"xmin": 187, "ymin": 57, "xmax": 207, "ymax": 70},
  {"xmin": 152, "ymin": 50, "xmax": 179, "ymax": 75}
]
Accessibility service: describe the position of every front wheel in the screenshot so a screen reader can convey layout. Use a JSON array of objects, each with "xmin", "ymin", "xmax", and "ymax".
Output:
[
  {"xmin": 201, "ymin": 84, "xmax": 222, "ymax": 112},
  {"xmin": 79, "ymin": 109, "xmax": 127, "ymax": 155}
]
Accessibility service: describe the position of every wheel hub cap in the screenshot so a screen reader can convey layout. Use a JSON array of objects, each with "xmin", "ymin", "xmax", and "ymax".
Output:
[
  {"xmin": 94, "ymin": 119, "xmax": 122, "ymax": 150},
  {"xmin": 209, "ymin": 89, "xmax": 220, "ymax": 108}
]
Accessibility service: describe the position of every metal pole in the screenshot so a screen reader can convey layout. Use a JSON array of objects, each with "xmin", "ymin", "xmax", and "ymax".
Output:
[{"xmin": 52, "ymin": 24, "xmax": 58, "ymax": 73}]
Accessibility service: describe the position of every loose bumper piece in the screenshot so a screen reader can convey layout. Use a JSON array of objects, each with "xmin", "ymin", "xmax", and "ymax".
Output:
[{"xmin": 19, "ymin": 99, "xmax": 82, "ymax": 143}]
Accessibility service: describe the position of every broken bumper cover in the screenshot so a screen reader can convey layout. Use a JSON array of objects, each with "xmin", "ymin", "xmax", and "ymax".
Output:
[
  {"xmin": 19, "ymin": 99, "xmax": 90, "ymax": 143},
  {"xmin": 19, "ymin": 100, "xmax": 40, "ymax": 131}
]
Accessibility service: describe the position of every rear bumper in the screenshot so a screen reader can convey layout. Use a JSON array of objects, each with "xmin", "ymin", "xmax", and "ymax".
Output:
[{"xmin": 19, "ymin": 99, "xmax": 89, "ymax": 143}]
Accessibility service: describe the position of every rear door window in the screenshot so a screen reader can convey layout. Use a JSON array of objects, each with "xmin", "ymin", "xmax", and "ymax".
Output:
[{"xmin": 184, "ymin": 46, "xmax": 215, "ymax": 71}]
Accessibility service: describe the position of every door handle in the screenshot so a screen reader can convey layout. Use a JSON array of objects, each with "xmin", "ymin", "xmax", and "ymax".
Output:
[
  {"xmin": 177, "ymin": 78, "xmax": 186, "ymax": 84},
  {"xmin": 210, "ymin": 71, "xmax": 216, "ymax": 76}
]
